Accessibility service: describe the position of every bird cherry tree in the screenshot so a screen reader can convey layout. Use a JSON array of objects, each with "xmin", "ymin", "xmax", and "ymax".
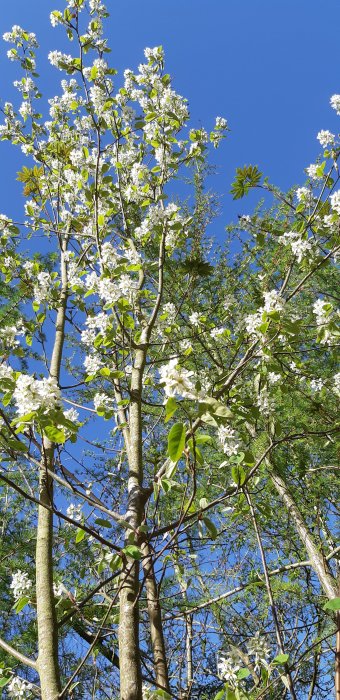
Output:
[{"xmin": 0, "ymin": 1, "xmax": 339, "ymax": 700}]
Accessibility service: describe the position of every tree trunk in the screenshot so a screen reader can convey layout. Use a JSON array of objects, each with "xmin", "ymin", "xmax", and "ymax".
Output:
[
  {"xmin": 270, "ymin": 470, "xmax": 338, "ymax": 600},
  {"xmin": 36, "ymin": 451, "xmax": 61, "ymax": 700},
  {"xmin": 119, "ymin": 350, "xmax": 145, "ymax": 700},
  {"xmin": 335, "ymin": 611, "xmax": 340, "ymax": 700},
  {"xmin": 270, "ymin": 469, "xmax": 340, "ymax": 699},
  {"xmin": 36, "ymin": 244, "xmax": 68, "ymax": 698},
  {"xmin": 142, "ymin": 541, "xmax": 170, "ymax": 693}
]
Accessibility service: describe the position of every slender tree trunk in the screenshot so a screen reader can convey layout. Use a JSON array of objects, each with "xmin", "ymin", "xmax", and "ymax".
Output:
[
  {"xmin": 335, "ymin": 611, "xmax": 340, "ymax": 700},
  {"xmin": 142, "ymin": 541, "xmax": 170, "ymax": 693},
  {"xmin": 36, "ymin": 244, "xmax": 68, "ymax": 699},
  {"xmin": 185, "ymin": 614, "xmax": 193, "ymax": 698},
  {"xmin": 36, "ymin": 452, "xmax": 61, "ymax": 700},
  {"xmin": 270, "ymin": 470, "xmax": 337, "ymax": 600},
  {"xmin": 119, "ymin": 349, "xmax": 145, "ymax": 700},
  {"xmin": 270, "ymin": 469, "xmax": 340, "ymax": 699}
]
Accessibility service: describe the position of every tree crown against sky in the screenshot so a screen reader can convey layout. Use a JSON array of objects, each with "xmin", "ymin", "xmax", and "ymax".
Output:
[{"xmin": 0, "ymin": 2, "xmax": 339, "ymax": 700}]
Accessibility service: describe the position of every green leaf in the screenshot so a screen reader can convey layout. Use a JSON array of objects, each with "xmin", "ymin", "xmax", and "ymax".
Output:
[
  {"xmin": 324, "ymin": 597, "xmax": 340, "ymax": 611},
  {"xmin": 100, "ymin": 367, "xmax": 111, "ymax": 377},
  {"xmin": 167, "ymin": 422, "xmax": 186, "ymax": 462},
  {"xmin": 0, "ymin": 677, "xmax": 11, "ymax": 688},
  {"xmin": 6, "ymin": 439, "xmax": 28, "ymax": 453},
  {"xmin": 95, "ymin": 518, "xmax": 112, "ymax": 529},
  {"xmin": 75, "ymin": 528, "xmax": 86, "ymax": 543},
  {"xmin": 90, "ymin": 65, "xmax": 98, "ymax": 80},
  {"xmin": 273, "ymin": 653, "xmax": 289, "ymax": 664},
  {"xmin": 203, "ymin": 517, "xmax": 218, "ymax": 540},
  {"xmin": 214, "ymin": 690, "xmax": 226, "ymax": 700},
  {"xmin": 231, "ymin": 465, "xmax": 246, "ymax": 486},
  {"xmin": 124, "ymin": 545, "xmax": 142, "ymax": 560},
  {"xmin": 231, "ymin": 164, "xmax": 262, "ymax": 199},
  {"xmin": 165, "ymin": 397, "xmax": 178, "ymax": 423},
  {"xmin": 43, "ymin": 425, "xmax": 66, "ymax": 443},
  {"xmin": 237, "ymin": 667, "xmax": 250, "ymax": 680},
  {"xmin": 13, "ymin": 595, "xmax": 30, "ymax": 613}
]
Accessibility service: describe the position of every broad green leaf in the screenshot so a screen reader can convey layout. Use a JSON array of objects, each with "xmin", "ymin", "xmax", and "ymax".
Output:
[
  {"xmin": 203, "ymin": 517, "xmax": 218, "ymax": 540},
  {"xmin": 75, "ymin": 528, "xmax": 86, "ymax": 543},
  {"xmin": 165, "ymin": 397, "xmax": 178, "ymax": 423},
  {"xmin": 237, "ymin": 667, "xmax": 250, "ymax": 680},
  {"xmin": 273, "ymin": 653, "xmax": 289, "ymax": 664},
  {"xmin": 13, "ymin": 595, "xmax": 30, "ymax": 613},
  {"xmin": 324, "ymin": 597, "xmax": 340, "ymax": 611},
  {"xmin": 167, "ymin": 422, "xmax": 186, "ymax": 462},
  {"xmin": 43, "ymin": 425, "xmax": 66, "ymax": 444},
  {"xmin": 124, "ymin": 545, "xmax": 142, "ymax": 560},
  {"xmin": 95, "ymin": 518, "xmax": 112, "ymax": 529}
]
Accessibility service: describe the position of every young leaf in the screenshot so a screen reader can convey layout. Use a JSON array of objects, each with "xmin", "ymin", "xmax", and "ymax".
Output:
[
  {"xmin": 324, "ymin": 597, "xmax": 340, "ymax": 611},
  {"xmin": 167, "ymin": 422, "xmax": 186, "ymax": 462}
]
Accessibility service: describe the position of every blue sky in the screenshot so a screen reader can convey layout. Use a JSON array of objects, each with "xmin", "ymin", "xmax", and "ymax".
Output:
[{"xmin": 1, "ymin": 0, "xmax": 340, "ymax": 238}]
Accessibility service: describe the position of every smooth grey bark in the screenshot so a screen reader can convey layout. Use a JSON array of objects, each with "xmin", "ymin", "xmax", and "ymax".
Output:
[
  {"xmin": 245, "ymin": 488, "xmax": 297, "ymax": 700},
  {"xmin": 270, "ymin": 468, "xmax": 340, "ymax": 699},
  {"xmin": 142, "ymin": 541, "xmax": 170, "ymax": 693},
  {"xmin": 270, "ymin": 469, "xmax": 338, "ymax": 600},
  {"xmin": 118, "ymin": 350, "xmax": 145, "ymax": 700},
  {"xmin": 36, "ymin": 243, "xmax": 68, "ymax": 699}
]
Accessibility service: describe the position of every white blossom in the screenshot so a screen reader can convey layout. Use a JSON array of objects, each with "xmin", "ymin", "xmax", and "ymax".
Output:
[
  {"xmin": 330, "ymin": 94, "xmax": 340, "ymax": 115},
  {"xmin": 333, "ymin": 372, "xmax": 340, "ymax": 396},
  {"xmin": 66, "ymin": 503, "xmax": 82, "ymax": 522},
  {"xmin": 256, "ymin": 387, "xmax": 274, "ymax": 416},
  {"xmin": 53, "ymin": 581, "xmax": 65, "ymax": 597},
  {"xmin": 296, "ymin": 186, "xmax": 313, "ymax": 205},
  {"xmin": 7, "ymin": 676, "xmax": 33, "ymax": 699},
  {"xmin": 310, "ymin": 378, "xmax": 323, "ymax": 392},
  {"xmin": 217, "ymin": 425, "xmax": 240, "ymax": 456},
  {"xmin": 215, "ymin": 116, "xmax": 228, "ymax": 129},
  {"xmin": 245, "ymin": 310, "xmax": 263, "ymax": 337},
  {"xmin": 263, "ymin": 290, "xmax": 284, "ymax": 313},
  {"xmin": 246, "ymin": 632, "xmax": 271, "ymax": 673},
  {"xmin": 211, "ymin": 326, "xmax": 226, "ymax": 339},
  {"xmin": 64, "ymin": 408, "xmax": 79, "ymax": 423},
  {"xmin": 33, "ymin": 271, "xmax": 54, "ymax": 305},
  {"xmin": 217, "ymin": 653, "xmax": 240, "ymax": 688},
  {"xmin": 13, "ymin": 375, "xmax": 61, "ymax": 418},
  {"xmin": 0, "ymin": 363, "xmax": 14, "ymax": 380},
  {"xmin": 84, "ymin": 354, "xmax": 103, "ymax": 375},
  {"xmin": 317, "ymin": 130, "xmax": 335, "ymax": 147},
  {"xmin": 10, "ymin": 570, "xmax": 32, "ymax": 600},
  {"xmin": 159, "ymin": 358, "xmax": 197, "ymax": 399},
  {"xmin": 330, "ymin": 190, "xmax": 340, "ymax": 214},
  {"xmin": 0, "ymin": 323, "xmax": 25, "ymax": 350},
  {"xmin": 93, "ymin": 392, "xmax": 116, "ymax": 412},
  {"xmin": 3, "ymin": 25, "xmax": 38, "ymax": 47},
  {"xmin": 189, "ymin": 312, "xmax": 201, "ymax": 326},
  {"xmin": 306, "ymin": 164, "xmax": 322, "ymax": 180},
  {"xmin": 282, "ymin": 230, "xmax": 312, "ymax": 263}
]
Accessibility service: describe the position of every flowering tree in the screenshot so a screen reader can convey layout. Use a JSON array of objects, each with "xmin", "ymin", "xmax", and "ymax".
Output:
[{"xmin": 0, "ymin": 2, "xmax": 339, "ymax": 700}]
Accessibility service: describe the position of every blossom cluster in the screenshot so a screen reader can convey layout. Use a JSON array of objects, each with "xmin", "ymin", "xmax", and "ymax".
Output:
[
  {"xmin": 7, "ymin": 676, "xmax": 33, "ymax": 699},
  {"xmin": 159, "ymin": 358, "xmax": 198, "ymax": 400},
  {"xmin": 281, "ymin": 230, "xmax": 312, "ymax": 263},
  {"xmin": 218, "ymin": 634, "xmax": 271, "ymax": 688},
  {"xmin": 313, "ymin": 298, "xmax": 339, "ymax": 345},
  {"xmin": 10, "ymin": 570, "xmax": 32, "ymax": 601},
  {"xmin": 245, "ymin": 289, "xmax": 284, "ymax": 337},
  {"xmin": 13, "ymin": 375, "xmax": 61, "ymax": 418},
  {"xmin": 217, "ymin": 425, "xmax": 240, "ymax": 457}
]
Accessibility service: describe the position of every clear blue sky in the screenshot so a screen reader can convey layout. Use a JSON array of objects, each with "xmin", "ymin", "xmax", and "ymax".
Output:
[{"xmin": 1, "ymin": 0, "xmax": 340, "ymax": 237}]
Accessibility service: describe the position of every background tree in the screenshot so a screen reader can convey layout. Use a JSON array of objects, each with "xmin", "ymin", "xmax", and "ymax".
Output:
[{"xmin": 0, "ymin": 2, "xmax": 339, "ymax": 700}]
